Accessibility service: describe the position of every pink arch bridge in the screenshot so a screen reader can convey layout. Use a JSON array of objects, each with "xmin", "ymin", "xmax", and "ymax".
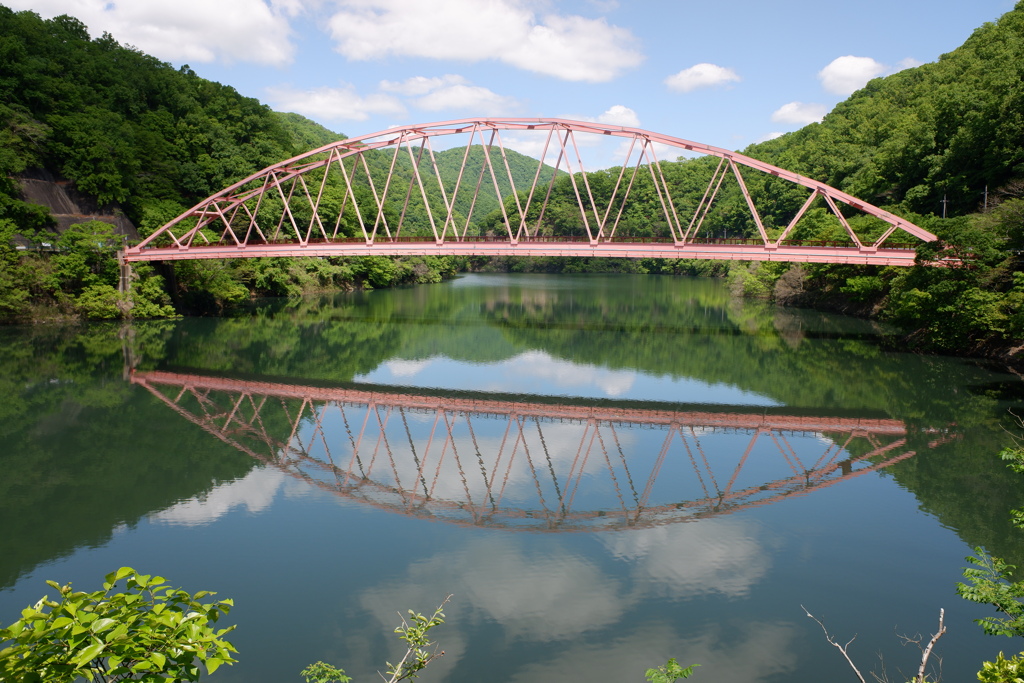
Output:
[{"xmin": 126, "ymin": 118, "xmax": 938, "ymax": 267}]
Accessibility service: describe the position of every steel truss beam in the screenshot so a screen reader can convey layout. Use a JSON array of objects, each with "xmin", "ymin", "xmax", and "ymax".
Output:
[
  {"xmin": 133, "ymin": 371, "xmax": 957, "ymax": 531},
  {"xmin": 125, "ymin": 118, "xmax": 943, "ymax": 267}
]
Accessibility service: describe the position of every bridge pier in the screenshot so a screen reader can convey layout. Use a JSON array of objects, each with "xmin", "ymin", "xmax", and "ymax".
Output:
[
  {"xmin": 117, "ymin": 249, "xmax": 132, "ymax": 294},
  {"xmin": 116, "ymin": 249, "xmax": 135, "ymax": 318}
]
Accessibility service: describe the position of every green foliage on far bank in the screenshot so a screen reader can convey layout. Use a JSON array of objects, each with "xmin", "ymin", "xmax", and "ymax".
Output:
[
  {"xmin": 715, "ymin": 201, "xmax": 1024, "ymax": 354},
  {"xmin": 0, "ymin": 219, "xmax": 176, "ymax": 321}
]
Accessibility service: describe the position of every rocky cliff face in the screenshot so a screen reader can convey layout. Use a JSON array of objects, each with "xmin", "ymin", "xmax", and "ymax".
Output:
[{"xmin": 17, "ymin": 171, "xmax": 139, "ymax": 239}]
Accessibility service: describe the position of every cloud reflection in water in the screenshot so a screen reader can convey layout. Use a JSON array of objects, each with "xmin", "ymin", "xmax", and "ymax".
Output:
[
  {"xmin": 353, "ymin": 520, "xmax": 782, "ymax": 682},
  {"xmin": 360, "ymin": 350, "xmax": 779, "ymax": 405}
]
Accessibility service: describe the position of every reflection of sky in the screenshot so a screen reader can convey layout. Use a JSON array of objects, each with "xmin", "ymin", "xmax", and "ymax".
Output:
[
  {"xmin": 356, "ymin": 350, "xmax": 780, "ymax": 406},
  {"xmin": 352, "ymin": 523, "xmax": 791, "ymax": 683},
  {"xmin": 148, "ymin": 467, "xmax": 299, "ymax": 526}
]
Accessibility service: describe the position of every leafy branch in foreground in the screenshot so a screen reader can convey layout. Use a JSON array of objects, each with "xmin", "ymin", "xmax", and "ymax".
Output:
[
  {"xmin": 302, "ymin": 596, "xmax": 451, "ymax": 683},
  {"xmin": 977, "ymin": 651, "xmax": 1024, "ymax": 683},
  {"xmin": 0, "ymin": 567, "xmax": 236, "ymax": 682},
  {"xmin": 301, "ymin": 660, "xmax": 352, "ymax": 683},
  {"xmin": 383, "ymin": 596, "xmax": 451, "ymax": 683},
  {"xmin": 644, "ymin": 657, "xmax": 698, "ymax": 682},
  {"xmin": 957, "ymin": 549, "xmax": 1024, "ymax": 638}
]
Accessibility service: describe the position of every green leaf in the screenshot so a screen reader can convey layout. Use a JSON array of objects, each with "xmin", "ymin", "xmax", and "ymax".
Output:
[
  {"xmin": 90, "ymin": 617, "xmax": 117, "ymax": 633},
  {"xmin": 113, "ymin": 567, "xmax": 136, "ymax": 582},
  {"xmin": 105, "ymin": 623, "xmax": 129, "ymax": 642},
  {"xmin": 70, "ymin": 640, "xmax": 106, "ymax": 667}
]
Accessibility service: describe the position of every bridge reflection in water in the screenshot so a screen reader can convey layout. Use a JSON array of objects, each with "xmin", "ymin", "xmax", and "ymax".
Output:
[{"xmin": 132, "ymin": 371, "xmax": 954, "ymax": 531}]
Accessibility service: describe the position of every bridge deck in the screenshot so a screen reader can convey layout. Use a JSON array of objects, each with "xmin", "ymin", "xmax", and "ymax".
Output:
[{"xmin": 124, "ymin": 238, "xmax": 921, "ymax": 266}]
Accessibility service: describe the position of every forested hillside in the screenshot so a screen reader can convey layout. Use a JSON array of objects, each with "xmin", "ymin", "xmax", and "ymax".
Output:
[
  {"xmin": 2, "ymin": 1, "xmax": 1024, "ymax": 362},
  {"xmin": 740, "ymin": 3, "xmax": 1024, "ymax": 355}
]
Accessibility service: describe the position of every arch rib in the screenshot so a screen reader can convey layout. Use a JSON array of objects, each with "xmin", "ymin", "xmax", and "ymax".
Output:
[{"xmin": 126, "ymin": 118, "xmax": 940, "ymax": 266}]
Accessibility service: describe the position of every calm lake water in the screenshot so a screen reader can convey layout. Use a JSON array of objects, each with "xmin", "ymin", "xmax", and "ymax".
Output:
[{"xmin": 3, "ymin": 272, "xmax": 1024, "ymax": 683}]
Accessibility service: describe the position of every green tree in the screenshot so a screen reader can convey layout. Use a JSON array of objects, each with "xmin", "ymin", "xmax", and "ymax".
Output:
[
  {"xmin": 0, "ymin": 567, "xmax": 237, "ymax": 682},
  {"xmin": 0, "ymin": 218, "xmax": 31, "ymax": 319}
]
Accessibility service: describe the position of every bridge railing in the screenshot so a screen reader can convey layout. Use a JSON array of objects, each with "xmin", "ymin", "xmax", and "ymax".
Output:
[{"xmin": 132, "ymin": 233, "xmax": 921, "ymax": 251}]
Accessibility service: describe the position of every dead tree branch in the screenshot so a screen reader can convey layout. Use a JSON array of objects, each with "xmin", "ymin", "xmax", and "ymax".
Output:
[
  {"xmin": 802, "ymin": 605, "xmax": 867, "ymax": 683},
  {"xmin": 804, "ymin": 606, "xmax": 946, "ymax": 683}
]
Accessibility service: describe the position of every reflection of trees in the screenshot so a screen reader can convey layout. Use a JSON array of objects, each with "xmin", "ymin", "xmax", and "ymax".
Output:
[
  {"xmin": 885, "ymin": 429, "xmax": 1024, "ymax": 568},
  {"xmin": 465, "ymin": 275, "xmax": 1007, "ymax": 425},
  {"xmin": 158, "ymin": 275, "xmax": 1012, "ymax": 429},
  {"xmin": 0, "ymin": 324, "xmax": 254, "ymax": 589},
  {"xmin": 132, "ymin": 370, "xmax": 947, "ymax": 531}
]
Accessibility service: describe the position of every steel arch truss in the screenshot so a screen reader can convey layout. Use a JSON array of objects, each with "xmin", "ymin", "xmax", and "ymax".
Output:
[
  {"xmin": 126, "ymin": 118, "xmax": 939, "ymax": 267},
  {"xmin": 133, "ymin": 371, "xmax": 957, "ymax": 531}
]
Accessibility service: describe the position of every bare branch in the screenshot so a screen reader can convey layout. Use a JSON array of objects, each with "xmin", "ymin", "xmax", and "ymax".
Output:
[
  {"xmin": 914, "ymin": 608, "xmax": 945, "ymax": 683},
  {"xmin": 802, "ymin": 605, "xmax": 867, "ymax": 683}
]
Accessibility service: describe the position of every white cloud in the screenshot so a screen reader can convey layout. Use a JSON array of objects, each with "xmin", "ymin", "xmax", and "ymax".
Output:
[
  {"xmin": 602, "ymin": 520, "xmax": 772, "ymax": 598},
  {"xmin": 265, "ymin": 83, "xmax": 406, "ymax": 122},
  {"xmin": 756, "ymin": 131, "xmax": 785, "ymax": 143},
  {"xmin": 513, "ymin": 620, "xmax": 799, "ymax": 683},
  {"xmin": 818, "ymin": 55, "xmax": 886, "ymax": 95},
  {"xmin": 10, "ymin": 0, "xmax": 297, "ymax": 65},
  {"xmin": 560, "ymin": 105, "xmax": 640, "ymax": 131},
  {"xmin": 771, "ymin": 102, "xmax": 827, "ymax": 125},
  {"xmin": 360, "ymin": 537, "xmax": 628, "ymax": 643},
  {"xmin": 149, "ymin": 467, "xmax": 288, "ymax": 526},
  {"xmin": 596, "ymin": 105, "xmax": 640, "ymax": 128},
  {"xmin": 352, "ymin": 534, "xmax": 795, "ymax": 683},
  {"xmin": 502, "ymin": 14, "xmax": 643, "ymax": 82},
  {"xmin": 378, "ymin": 75, "xmax": 520, "ymax": 115},
  {"xmin": 414, "ymin": 84, "xmax": 520, "ymax": 115},
  {"xmin": 501, "ymin": 350, "xmax": 637, "ymax": 396},
  {"xmin": 382, "ymin": 358, "xmax": 433, "ymax": 377},
  {"xmin": 665, "ymin": 63, "xmax": 741, "ymax": 93},
  {"xmin": 380, "ymin": 74, "xmax": 467, "ymax": 97},
  {"xmin": 897, "ymin": 57, "xmax": 924, "ymax": 71},
  {"xmin": 610, "ymin": 138, "xmax": 691, "ymax": 167},
  {"xmin": 326, "ymin": 0, "xmax": 643, "ymax": 82}
]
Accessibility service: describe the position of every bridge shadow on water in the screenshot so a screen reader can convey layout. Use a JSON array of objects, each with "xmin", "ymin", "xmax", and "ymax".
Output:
[{"xmin": 132, "ymin": 369, "xmax": 958, "ymax": 531}]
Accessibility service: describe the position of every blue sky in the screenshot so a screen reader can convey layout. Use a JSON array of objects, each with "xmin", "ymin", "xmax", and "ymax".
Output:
[{"xmin": 12, "ymin": 0, "xmax": 1019, "ymax": 160}]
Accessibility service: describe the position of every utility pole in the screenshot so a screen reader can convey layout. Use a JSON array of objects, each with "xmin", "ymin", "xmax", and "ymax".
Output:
[
  {"xmin": 941, "ymin": 194, "xmax": 949, "ymax": 219},
  {"xmin": 984, "ymin": 185, "xmax": 989, "ymax": 212}
]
